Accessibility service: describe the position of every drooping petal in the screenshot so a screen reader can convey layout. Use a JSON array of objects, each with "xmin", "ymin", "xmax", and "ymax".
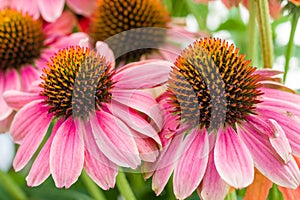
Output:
[
  {"xmin": 10, "ymin": 99, "xmax": 50, "ymax": 143},
  {"xmin": 238, "ymin": 123, "xmax": 300, "ymax": 188},
  {"xmin": 50, "ymin": 117, "xmax": 84, "ymax": 188},
  {"xmin": 112, "ymin": 89, "xmax": 164, "ymax": 130},
  {"xmin": 51, "ymin": 32, "xmax": 90, "ymax": 49},
  {"xmin": 261, "ymin": 87, "xmax": 300, "ymax": 105},
  {"xmin": 19, "ymin": 65, "xmax": 40, "ymax": 91},
  {"xmin": 38, "ymin": 0, "xmax": 64, "ymax": 22},
  {"xmin": 3, "ymin": 90, "xmax": 40, "ymax": 110},
  {"xmin": 26, "ymin": 120, "xmax": 63, "ymax": 187},
  {"xmin": 109, "ymin": 100, "xmax": 161, "ymax": 145},
  {"xmin": 214, "ymin": 125, "xmax": 254, "ymax": 188},
  {"xmin": 95, "ymin": 41, "xmax": 115, "ymax": 68},
  {"xmin": 66, "ymin": 0, "xmax": 96, "ymax": 16},
  {"xmin": 268, "ymin": 119, "xmax": 292, "ymax": 163},
  {"xmin": 12, "ymin": 100, "xmax": 52, "ymax": 171},
  {"xmin": 113, "ymin": 60, "xmax": 171, "ymax": 89},
  {"xmin": 173, "ymin": 129, "xmax": 209, "ymax": 199},
  {"xmin": 0, "ymin": 112, "xmax": 14, "ymax": 133},
  {"xmin": 84, "ymin": 150, "xmax": 118, "ymax": 190},
  {"xmin": 90, "ymin": 111, "xmax": 140, "ymax": 168},
  {"xmin": 244, "ymin": 169, "xmax": 273, "ymax": 200},
  {"xmin": 43, "ymin": 11, "xmax": 77, "ymax": 36},
  {"xmin": 199, "ymin": 150, "xmax": 230, "ymax": 200}
]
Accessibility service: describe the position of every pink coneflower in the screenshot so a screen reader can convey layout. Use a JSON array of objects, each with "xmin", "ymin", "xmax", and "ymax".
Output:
[
  {"xmin": 0, "ymin": 5, "xmax": 88, "ymax": 133},
  {"xmin": 0, "ymin": 0, "xmax": 97, "ymax": 22},
  {"xmin": 3, "ymin": 41, "xmax": 171, "ymax": 189},
  {"xmin": 144, "ymin": 38, "xmax": 300, "ymax": 200}
]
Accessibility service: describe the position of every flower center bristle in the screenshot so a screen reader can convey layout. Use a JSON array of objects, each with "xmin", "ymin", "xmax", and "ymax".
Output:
[
  {"xmin": 40, "ymin": 46, "xmax": 114, "ymax": 119},
  {"xmin": 89, "ymin": 0, "xmax": 169, "ymax": 62},
  {"xmin": 168, "ymin": 38, "xmax": 262, "ymax": 130},
  {"xmin": 0, "ymin": 9, "xmax": 44, "ymax": 71}
]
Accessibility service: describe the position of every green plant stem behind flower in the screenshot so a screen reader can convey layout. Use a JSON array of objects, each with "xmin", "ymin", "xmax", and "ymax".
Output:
[
  {"xmin": 116, "ymin": 170, "xmax": 137, "ymax": 200},
  {"xmin": 283, "ymin": 10, "xmax": 300, "ymax": 82},
  {"xmin": 247, "ymin": 0, "xmax": 258, "ymax": 66},
  {"xmin": 254, "ymin": 0, "xmax": 274, "ymax": 68},
  {"xmin": 81, "ymin": 170, "xmax": 107, "ymax": 200},
  {"xmin": 0, "ymin": 170, "xmax": 27, "ymax": 200}
]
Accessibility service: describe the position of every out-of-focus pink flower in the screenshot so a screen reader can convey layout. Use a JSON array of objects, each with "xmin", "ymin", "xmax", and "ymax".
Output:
[
  {"xmin": 0, "ymin": 0, "xmax": 97, "ymax": 22},
  {"xmin": 3, "ymin": 41, "xmax": 171, "ymax": 189},
  {"xmin": 0, "ymin": 5, "xmax": 88, "ymax": 133},
  {"xmin": 144, "ymin": 38, "xmax": 300, "ymax": 200}
]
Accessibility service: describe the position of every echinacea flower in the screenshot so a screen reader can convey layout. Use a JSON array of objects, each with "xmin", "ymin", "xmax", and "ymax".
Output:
[
  {"xmin": 0, "ymin": 5, "xmax": 88, "ymax": 133},
  {"xmin": 3, "ymin": 41, "xmax": 171, "ymax": 189},
  {"xmin": 144, "ymin": 37, "xmax": 300, "ymax": 200},
  {"xmin": 0, "ymin": 0, "xmax": 97, "ymax": 22},
  {"xmin": 88, "ymin": 0, "xmax": 205, "ymax": 63}
]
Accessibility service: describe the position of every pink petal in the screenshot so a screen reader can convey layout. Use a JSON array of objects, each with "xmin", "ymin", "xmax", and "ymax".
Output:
[
  {"xmin": 3, "ymin": 90, "xmax": 40, "ymax": 110},
  {"xmin": 0, "ymin": 0, "xmax": 9, "ymax": 9},
  {"xmin": 11, "ymin": 0, "xmax": 39, "ymax": 19},
  {"xmin": 95, "ymin": 41, "xmax": 115, "ymax": 68},
  {"xmin": 13, "ymin": 100, "xmax": 52, "ymax": 171},
  {"xmin": 257, "ymin": 107, "xmax": 300, "ymax": 157},
  {"xmin": 84, "ymin": 150, "xmax": 118, "ymax": 190},
  {"xmin": 198, "ymin": 151, "xmax": 230, "ymax": 200},
  {"xmin": 66, "ymin": 0, "xmax": 96, "ymax": 16},
  {"xmin": 43, "ymin": 11, "xmax": 77, "ymax": 36},
  {"xmin": 50, "ymin": 117, "xmax": 84, "ymax": 188},
  {"xmin": 113, "ymin": 60, "xmax": 171, "ymax": 89},
  {"xmin": 268, "ymin": 119, "xmax": 292, "ymax": 163},
  {"xmin": 26, "ymin": 120, "xmax": 63, "ymax": 186},
  {"xmin": 214, "ymin": 126, "xmax": 254, "ymax": 188},
  {"xmin": 112, "ymin": 89, "xmax": 164, "ymax": 130},
  {"xmin": 238, "ymin": 123, "xmax": 300, "ymax": 188},
  {"xmin": 90, "ymin": 111, "xmax": 140, "ymax": 168},
  {"xmin": 38, "ymin": 0, "xmax": 64, "ymax": 22},
  {"xmin": 19, "ymin": 66, "xmax": 41, "ymax": 91},
  {"xmin": 151, "ymin": 132, "xmax": 186, "ymax": 195},
  {"xmin": 261, "ymin": 88, "xmax": 300, "ymax": 105},
  {"xmin": 10, "ymin": 99, "xmax": 50, "ymax": 143},
  {"xmin": 261, "ymin": 97, "xmax": 300, "ymax": 117},
  {"xmin": 0, "ymin": 70, "xmax": 20, "ymax": 120},
  {"xmin": 173, "ymin": 129, "xmax": 209, "ymax": 199},
  {"xmin": 51, "ymin": 32, "xmax": 90, "ymax": 49},
  {"xmin": 109, "ymin": 100, "xmax": 161, "ymax": 145},
  {"xmin": 0, "ymin": 112, "xmax": 14, "ymax": 133}
]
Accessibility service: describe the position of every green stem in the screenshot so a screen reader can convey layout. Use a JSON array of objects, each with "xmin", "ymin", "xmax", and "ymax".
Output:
[
  {"xmin": 116, "ymin": 170, "xmax": 137, "ymax": 200},
  {"xmin": 81, "ymin": 170, "xmax": 107, "ymax": 200},
  {"xmin": 283, "ymin": 12, "xmax": 299, "ymax": 82},
  {"xmin": 247, "ymin": 0, "xmax": 258, "ymax": 66},
  {"xmin": 0, "ymin": 170, "xmax": 27, "ymax": 200},
  {"xmin": 167, "ymin": 178, "xmax": 176, "ymax": 200},
  {"xmin": 254, "ymin": 0, "xmax": 274, "ymax": 68}
]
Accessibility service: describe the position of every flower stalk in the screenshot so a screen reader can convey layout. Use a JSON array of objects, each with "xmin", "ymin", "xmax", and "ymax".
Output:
[
  {"xmin": 81, "ymin": 170, "xmax": 107, "ymax": 200},
  {"xmin": 247, "ymin": 0, "xmax": 258, "ymax": 66},
  {"xmin": 116, "ymin": 170, "xmax": 137, "ymax": 200},
  {"xmin": 283, "ymin": 11, "xmax": 300, "ymax": 82},
  {"xmin": 254, "ymin": 0, "xmax": 274, "ymax": 68}
]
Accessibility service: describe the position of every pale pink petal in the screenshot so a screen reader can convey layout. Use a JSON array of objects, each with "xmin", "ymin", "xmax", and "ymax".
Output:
[
  {"xmin": 11, "ymin": 0, "xmax": 39, "ymax": 19},
  {"xmin": 66, "ymin": 0, "xmax": 96, "ymax": 16},
  {"xmin": 51, "ymin": 32, "xmax": 90, "ymax": 49},
  {"xmin": 199, "ymin": 151, "xmax": 230, "ymax": 200},
  {"xmin": 50, "ymin": 117, "xmax": 84, "ymax": 188},
  {"xmin": 19, "ymin": 65, "xmax": 41, "ymax": 91},
  {"xmin": 3, "ymin": 90, "xmax": 40, "ymax": 110},
  {"xmin": 38, "ymin": 0, "xmax": 64, "ymax": 22},
  {"xmin": 95, "ymin": 41, "xmax": 115, "ymax": 68},
  {"xmin": 214, "ymin": 126, "xmax": 254, "ymax": 188},
  {"xmin": 10, "ymin": 99, "xmax": 50, "ymax": 143},
  {"xmin": 261, "ymin": 97, "xmax": 300, "ymax": 117},
  {"xmin": 0, "ymin": 112, "xmax": 14, "ymax": 133},
  {"xmin": 261, "ymin": 87, "xmax": 300, "ymax": 105},
  {"xmin": 268, "ymin": 119, "xmax": 292, "ymax": 163},
  {"xmin": 109, "ymin": 100, "xmax": 161, "ymax": 145},
  {"xmin": 0, "ymin": 0, "xmax": 9, "ymax": 9},
  {"xmin": 84, "ymin": 150, "xmax": 118, "ymax": 190},
  {"xmin": 112, "ymin": 89, "xmax": 164, "ymax": 130},
  {"xmin": 173, "ymin": 129, "xmax": 209, "ymax": 199},
  {"xmin": 26, "ymin": 120, "xmax": 63, "ymax": 186},
  {"xmin": 166, "ymin": 25, "xmax": 204, "ymax": 44},
  {"xmin": 253, "ymin": 69, "xmax": 282, "ymax": 77},
  {"xmin": 113, "ymin": 60, "xmax": 171, "ymax": 89},
  {"xmin": 0, "ymin": 70, "xmax": 20, "ymax": 120},
  {"xmin": 238, "ymin": 123, "xmax": 300, "ymax": 188},
  {"xmin": 151, "ymin": 132, "xmax": 187, "ymax": 195},
  {"xmin": 43, "ymin": 11, "xmax": 77, "ymax": 36},
  {"xmin": 13, "ymin": 101, "xmax": 52, "ymax": 171},
  {"xmin": 90, "ymin": 111, "xmax": 140, "ymax": 168}
]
